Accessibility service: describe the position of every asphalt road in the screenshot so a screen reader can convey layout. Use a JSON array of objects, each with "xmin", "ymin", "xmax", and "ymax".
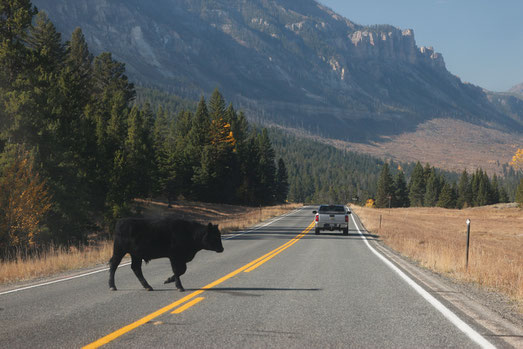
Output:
[{"xmin": 0, "ymin": 207, "xmax": 499, "ymax": 348}]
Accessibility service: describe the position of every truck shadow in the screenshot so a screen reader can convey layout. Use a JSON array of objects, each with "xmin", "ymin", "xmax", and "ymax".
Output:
[{"xmin": 184, "ymin": 287, "xmax": 322, "ymax": 297}]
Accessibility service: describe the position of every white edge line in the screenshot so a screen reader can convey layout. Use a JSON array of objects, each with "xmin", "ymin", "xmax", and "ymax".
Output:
[
  {"xmin": 351, "ymin": 214, "xmax": 496, "ymax": 349},
  {"xmin": 0, "ymin": 262, "xmax": 132, "ymax": 296},
  {"xmin": 1, "ymin": 207, "xmax": 305, "ymax": 296}
]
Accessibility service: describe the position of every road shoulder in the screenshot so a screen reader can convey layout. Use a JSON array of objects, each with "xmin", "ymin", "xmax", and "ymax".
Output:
[{"xmin": 353, "ymin": 214, "xmax": 523, "ymax": 349}]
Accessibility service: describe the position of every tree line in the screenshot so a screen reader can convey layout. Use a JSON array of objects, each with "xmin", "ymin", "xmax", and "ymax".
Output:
[
  {"xmin": 375, "ymin": 162, "xmax": 516, "ymax": 209},
  {"xmin": 269, "ymin": 130, "xmax": 384, "ymax": 204},
  {"xmin": 0, "ymin": 3, "xmax": 288, "ymax": 254}
]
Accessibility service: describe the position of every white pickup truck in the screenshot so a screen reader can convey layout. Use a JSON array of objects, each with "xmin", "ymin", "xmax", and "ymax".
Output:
[{"xmin": 312, "ymin": 204, "xmax": 351, "ymax": 235}]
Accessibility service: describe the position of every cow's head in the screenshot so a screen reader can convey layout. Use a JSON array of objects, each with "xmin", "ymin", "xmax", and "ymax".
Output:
[{"xmin": 203, "ymin": 223, "xmax": 224, "ymax": 253}]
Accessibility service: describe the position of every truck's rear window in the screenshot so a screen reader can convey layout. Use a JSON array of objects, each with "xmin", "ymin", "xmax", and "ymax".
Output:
[{"xmin": 319, "ymin": 205, "xmax": 345, "ymax": 214}]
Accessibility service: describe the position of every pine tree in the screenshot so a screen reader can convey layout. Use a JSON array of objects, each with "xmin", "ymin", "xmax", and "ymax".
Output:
[
  {"xmin": 0, "ymin": 0, "xmax": 37, "ymax": 104},
  {"xmin": 475, "ymin": 175, "xmax": 490, "ymax": 207},
  {"xmin": 376, "ymin": 163, "xmax": 393, "ymax": 208},
  {"xmin": 470, "ymin": 170, "xmax": 480, "ymax": 206},
  {"xmin": 515, "ymin": 178, "xmax": 523, "ymax": 207},
  {"xmin": 471, "ymin": 169, "xmax": 491, "ymax": 207},
  {"xmin": 237, "ymin": 136, "xmax": 262, "ymax": 204},
  {"xmin": 490, "ymin": 174, "xmax": 500, "ymax": 204},
  {"xmin": 257, "ymin": 129, "xmax": 277, "ymax": 204},
  {"xmin": 152, "ymin": 107, "xmax": 170, "ymax": 197},
  {"xmin": 423, "ymin": 163, "xmax": 432, "ymax": 182},
  {"xmin": 275, "ymin": 158, "xmax": 289, "ymax": 203},
  {"xmin": 424, "ymin": 169, "xmax": 439, "ymax": 207},
  {"xmin": 125, "ymin": 105, "xmax": 154, "ymax": 198},
  {"xmin": 26, "ymin": 11, "xmax": 102, "ymax": 243},
  {"xmin": 187, "ymin": 97, "xmax": 210, "ymax": 155},
  {"xmin": 61, "ymin": 27, "xmax": 95, "ymax": 172},
  {"xmin": 409, "ymin": 162, "xmax": 425, "ymax": 207},
  {"xmin": 499, "ymin": 186, "xmax": 509, "ymax": 203},
  {"xmin": 393, "ymin": 170, "xmax": 409, "ymax": 207},
  {"xmin": 64, "ymin": 28, "xmax": 93, "ymax": 105},
  {"xmin": 231, "ymin": 111, "xmax": 249, "ymax": 148},
  {"xmin": 437, "ymin": 182, "xmax": 456, "ymax": 208},
  {"xmin": 208, "ymin": 88, "xmax": 226, "ymax": 121},
  {"xmin": 13, "ymin": 11, "xmax": 66, "ymax": 150},
  {"xmin": 457, "ymin": 170, "xmax": 472, "ymax": 208},
  {"xmin": 92, "ymin": 52, "xmax": 135, "ymax": 104}
]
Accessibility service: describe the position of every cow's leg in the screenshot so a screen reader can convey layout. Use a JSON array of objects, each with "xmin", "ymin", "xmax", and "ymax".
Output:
[
  {"xmin": 108, "ymin": 251, "xmax": 125, "ymax": 291},
  {"xmin": 164, "ymin": 257, "xmax": 178, "ymax": 284},
  {"xmin": 168, "ymin": 259, "xmax": 187, "ymax": 292},
  {"xmin": 164, "ymin": 274, "xmax": 176, "ymax": 284},
  {"xmin": 130, "ymin": 255, "xmax": 153, "ymax": 291}
]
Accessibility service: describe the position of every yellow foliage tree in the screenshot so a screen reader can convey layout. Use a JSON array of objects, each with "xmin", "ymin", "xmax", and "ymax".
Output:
[
  {"xmin": 210, "ymin": 117, "xmax": 236, "ymax": 148},
  {"xmin": 510, "ymin": 148, "xmax": 523, "ymax": 172},
  {"xmin": 365, "ymin": 199, "xmax": 375, "ymax": 208},
  {"xmin": 0, "ymin": 155, "xmax": 52, "ymax": 251}
]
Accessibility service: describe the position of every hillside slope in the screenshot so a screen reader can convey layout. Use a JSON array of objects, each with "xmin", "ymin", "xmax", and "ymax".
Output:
[{"xmin": 32, "ymin": 0, "xmax": 523, "ymax": 171}]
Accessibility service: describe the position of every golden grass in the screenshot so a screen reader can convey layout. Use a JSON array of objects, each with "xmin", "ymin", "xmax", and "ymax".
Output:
[
  {"xmin": 0, "ymin": 242, "xmax": 113, "ymax": 285},
  {"xmin": 213, "ymin": 204, "xmax": 302, "ymax": 233},
  {"xmin": 0, "ymin": 202, "xmax": 301, "ymax": 285},
  {"xmin": 351, "ymin": 204, "xmax": 523, "ymax": 311}
]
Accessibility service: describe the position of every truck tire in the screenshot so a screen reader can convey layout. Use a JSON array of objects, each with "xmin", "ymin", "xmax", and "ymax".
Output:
[
  {"xmin": 315, "ymin": 228, "xmax": 320, "ymax": 235},
  {"xmin": 342, "ymin": 228, "xmax": 348, "ymax": 236}
]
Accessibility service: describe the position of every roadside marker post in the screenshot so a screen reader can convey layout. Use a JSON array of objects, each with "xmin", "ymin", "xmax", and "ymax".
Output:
[{"xmin": 466, "ymin": 219, "xmax": 471, "ymax": 270}]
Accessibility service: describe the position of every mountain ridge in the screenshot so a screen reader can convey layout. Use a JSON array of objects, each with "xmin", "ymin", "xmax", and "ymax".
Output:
[
  {"xmin": 31, "ymin": 0, "xmax": 523, "ymax": 170},
  {"xmin": 509, "ymin": 83, "xmax": 523, "ymax": 96}
]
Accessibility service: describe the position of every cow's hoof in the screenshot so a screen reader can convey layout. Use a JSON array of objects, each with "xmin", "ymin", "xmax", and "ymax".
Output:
[
  {"xmin": 110, "ymin": 287, "xmax": 117, "ymax": 291},
  {"xmin": 178, "ymin": 287, "xmax": 185, "ymax": 292},
  {"xmin": 164, "ymin": 278, "xmax": 173, "ymax": 284},
  {"xmin": 146, "ymin": 287, "xmax": 154, "ymax": 291}
]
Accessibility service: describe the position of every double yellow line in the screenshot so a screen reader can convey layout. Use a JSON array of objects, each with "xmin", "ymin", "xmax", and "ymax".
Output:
[
  {"xmin": 244, "ymin": 221, "xmax": 314, "ymax": 272},
  {"xmin": 83, "ymin": 220, "xmax": 315, "ymax": 349}
]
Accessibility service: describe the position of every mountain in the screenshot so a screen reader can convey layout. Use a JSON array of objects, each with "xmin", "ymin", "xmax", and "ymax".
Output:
[
  {"xmin": 32, "ymin": 0, "xmax": 523, "ymax": 172},
  {"xmin": 509, "ymin": 83, "xmax": 523, "ymax": 96}
]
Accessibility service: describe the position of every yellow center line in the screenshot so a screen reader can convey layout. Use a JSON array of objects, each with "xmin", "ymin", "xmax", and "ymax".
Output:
[
  {"xmin": 244, "ymin": 224, "xmax": 313, "ymax": 272},
  {"xmin": 171, "ymin": 297, "xmax": 205, "ymax": 314},
  {"xmin": 82, "ymin": 220, "xmax": 314, "ymax": 349}
]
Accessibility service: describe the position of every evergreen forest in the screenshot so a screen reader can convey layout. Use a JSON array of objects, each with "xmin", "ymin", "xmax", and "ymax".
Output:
[
  {"xmin": 1, "ymin": 2, "xmax": 521, "ymax": 258},
  {"xmin": 374, "ymin": 162, "xmax": 522, "ymax": 209},
  {"xmin": 0, "ymin": 3, "xmax": 287, "ymax": 255}
]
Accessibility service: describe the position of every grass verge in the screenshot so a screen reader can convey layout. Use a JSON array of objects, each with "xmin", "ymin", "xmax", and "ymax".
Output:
[
  {"xmin": 351, "ymin": 204, "xmax": 523, "ymax": 312},
  {"xmin": 0, "ymin": 201, "xmax": 301, "ymax": 285}
]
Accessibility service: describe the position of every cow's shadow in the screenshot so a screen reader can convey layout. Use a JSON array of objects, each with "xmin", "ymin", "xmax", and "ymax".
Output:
[{"xmin": 113, "ymin": 287, "xmax": 321, "ymax": 295}]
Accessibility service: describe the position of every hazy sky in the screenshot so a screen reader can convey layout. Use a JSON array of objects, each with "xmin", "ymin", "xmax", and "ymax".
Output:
[{"xmin": 318, "ymin": 0, "xmax": 523, "ymax": 92}]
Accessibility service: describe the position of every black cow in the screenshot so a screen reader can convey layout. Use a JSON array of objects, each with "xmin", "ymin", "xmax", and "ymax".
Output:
[{"xmin": 108, "ymin": 218, "xmax": 224, "ymax": 292}]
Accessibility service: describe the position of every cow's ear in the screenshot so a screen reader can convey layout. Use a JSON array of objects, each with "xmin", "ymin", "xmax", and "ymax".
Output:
[{"xmin": 207, "ymin": 223, "xmax": 213, "ymax": 230}]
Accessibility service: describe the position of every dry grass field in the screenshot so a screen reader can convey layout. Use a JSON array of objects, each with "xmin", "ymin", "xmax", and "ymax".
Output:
[
  {"xmin": 351, "ymin": 204, "xmax": 523, "ymax": 311},
  {"xmin": 332, "ymin": 118, "xmax": 523, "ymax": 175},
  {"xmin": 0, "ymin": 201, "xmax": 301, "ymax": 285}
]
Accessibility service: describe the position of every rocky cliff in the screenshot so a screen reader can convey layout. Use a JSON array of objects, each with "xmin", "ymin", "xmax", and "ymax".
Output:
[{"xmin": 32, "ymin": 0, "xmax": 523, "ymax": 141}]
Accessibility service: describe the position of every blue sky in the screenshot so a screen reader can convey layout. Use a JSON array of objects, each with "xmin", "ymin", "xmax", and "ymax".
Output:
[{"xmin": 318, "ymin": 0, "xmax": 523, "ymax": 92}]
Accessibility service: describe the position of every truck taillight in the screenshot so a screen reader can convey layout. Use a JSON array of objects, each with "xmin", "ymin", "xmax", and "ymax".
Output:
[
  {"xmin": 315, "ymin": 214, "xmax": 319, "ymax": 222},
  {"xmin": 345, "ymin": 215, "xmax": 348, "ymax": 222}
]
